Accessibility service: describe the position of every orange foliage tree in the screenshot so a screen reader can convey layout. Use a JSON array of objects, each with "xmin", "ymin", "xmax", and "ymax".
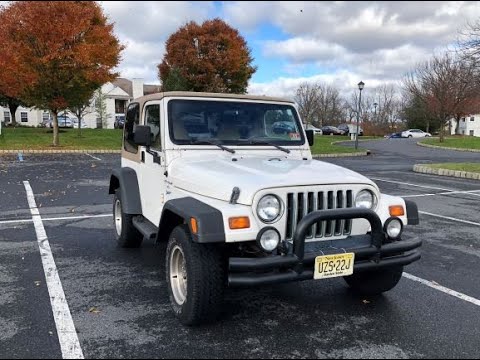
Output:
[
  {"xmin": 0, "ymin": 1, "xmax": 123, "ymax": 146},
  {"xmin": 158, "ymin": 18, "xmax": 256, "ymax": 94}
]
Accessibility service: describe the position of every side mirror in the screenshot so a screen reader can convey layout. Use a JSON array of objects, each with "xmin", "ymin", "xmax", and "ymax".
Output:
[
  {"xmin": 134, "ymin": 125, "xmax": 152, "ymax": 147},
  {"xmin": 306, "ymin": 129, "xmax": 314, "ymax": 146}
]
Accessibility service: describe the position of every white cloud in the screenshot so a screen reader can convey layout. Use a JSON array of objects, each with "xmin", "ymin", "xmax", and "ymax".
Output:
[
  {"xmin": 264, "ymin": 38, "xmax": 348, "ymax": 63},
  {"xmin": 99, "ymin": 1, "xmax": 214, "ymax": 83},
  {"xmin": 91, "ymin": 1, "xmax": 480, "ymax": 92}
]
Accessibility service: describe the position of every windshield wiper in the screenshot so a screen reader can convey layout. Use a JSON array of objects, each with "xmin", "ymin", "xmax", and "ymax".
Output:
[
  {"xmin": 244, "ymin": 139, "xmax": 291, "ymax": 154},
  {"xmin": 189, "ymin": 139, "xmax": 235, "ymax": 154}
]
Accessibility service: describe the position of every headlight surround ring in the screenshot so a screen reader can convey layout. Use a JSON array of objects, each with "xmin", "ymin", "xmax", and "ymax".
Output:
[
  {"xmin": 257, "ymin": 194, "xmax": 282, "ymax": 223},
  {"xmin": 355, "ymin": 189, "xmax": 377, "ymax": 210}
]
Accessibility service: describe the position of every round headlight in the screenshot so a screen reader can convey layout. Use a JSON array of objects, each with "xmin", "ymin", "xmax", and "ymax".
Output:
[
  {"xmin": 257, "ymin": 228, "xmax": 281, "ymax": 252},
  {"xmin": 257, "ymin": 195, "xmax": 282, "ymax": 223},
  {"xmin": 355, "ymin": 190, "xmax": 377, "ymax": 209},
  {"xmin": 385, "ymin": 218, "xmax": 403, "ymax": 239}
]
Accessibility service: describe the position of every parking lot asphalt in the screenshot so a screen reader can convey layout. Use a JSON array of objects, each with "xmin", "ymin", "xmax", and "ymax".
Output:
[{"xmin": 1, "ymin": 139, "xmax": 479, "ymax": 359}]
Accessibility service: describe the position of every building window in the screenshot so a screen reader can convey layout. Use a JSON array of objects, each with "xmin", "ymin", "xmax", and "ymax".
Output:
[
  {"xmin": 4, "ymin": 111, "xmax": 11, "ymax": 123},
  {"xmin": 461, "ymin": 118, "xmax": 465, "ymax": 122},
  {"xmin": 115, "ymin": 99, "xmax": 126, "ymax": 114},
  {"xmin": 470, "ymin": 117, "xmax": 475, "ymax": 122},
  {"xmin": 21, "ymin": 112, "xmax": 28, "ymax": 123},
  {"xmin": 470, "ymin": 130, "xmax": 475, "ymax": 136},
  {"xmin": 42, "ymin": 112, "xmax": 51, "ymax": 121}
]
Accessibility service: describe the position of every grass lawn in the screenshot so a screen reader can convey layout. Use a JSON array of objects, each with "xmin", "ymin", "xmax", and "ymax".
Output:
[
  {"xmin": 0, "ymin": 128, "xmax": 368, "ymax": 154},
  {"xmin": 421, "ymin": 136, "xmax": 480, "ymax": 150},
  {"xmin": 0, "ymin": 127, "xmax": 123, "ymax": 150},
  {"xmin": 310, "ymin": 135, "xmax": 366, "ymax": 154},
  {"xmin": 423, "ymin": 163, "xmax": 480, "ymax": 174}
]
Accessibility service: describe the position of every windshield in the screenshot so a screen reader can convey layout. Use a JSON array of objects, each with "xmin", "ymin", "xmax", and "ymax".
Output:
[{"xmin": 168, "ymin": 99, "xmax": 305, "ymax": 146}]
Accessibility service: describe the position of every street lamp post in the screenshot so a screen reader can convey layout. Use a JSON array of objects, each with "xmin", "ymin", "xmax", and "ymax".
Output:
[
  {"xmin": 374, "ymin": 102, "xmax": 378, "ymax": 121},
  {"xmin": 355, "ymin": 81, "xmax": 364, "ymax": 150}
]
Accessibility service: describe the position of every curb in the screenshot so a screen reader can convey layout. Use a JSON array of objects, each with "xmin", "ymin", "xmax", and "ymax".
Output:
[
  {"xmin": 0, "ymin": 149, "xmax": 121, "ymax": 154},
  {"xmin": 313, "ymin": 151, "xmax": 370, "ymax": 158},
  {"xmin": 417, "ymin": 141, "xmax": 480, "ymax": 153},
  {"xmin": 413, "ymin": 164, "xmax": 480, "ymax": 180}
]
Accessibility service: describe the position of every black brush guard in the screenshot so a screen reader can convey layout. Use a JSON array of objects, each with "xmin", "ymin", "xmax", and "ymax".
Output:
[{"xmin": 228, "ymin": 208, "xmax": 422, "ymax": 287}]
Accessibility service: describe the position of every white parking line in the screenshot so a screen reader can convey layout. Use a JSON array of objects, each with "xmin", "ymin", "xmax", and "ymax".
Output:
[
  {"xmin": 419, "ymin": 211, "xmax": 480, "ymax": 227},
  {"xmin": 403, "ymin": 273, "xmax": 480, "ymax": 307},
  {"xmin": 23, "ymin": 181, "xmax": 84, "ymax": 359},
  {"xmin": 370, "ymin": 177, "xmax": 455, "ymax": 192},
  {"xmin": 85, "ymin": 153, "xmax": 101, "ymax": 161},
  {"xmin": 0, "ymin": 213, "xmax": 110, "ymax": 225},
  {"xmin": 401, "ymin": 190, "xmax": 480, "ymax": 198}
]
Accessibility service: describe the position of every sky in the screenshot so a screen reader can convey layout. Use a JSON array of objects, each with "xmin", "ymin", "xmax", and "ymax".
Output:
[{"xmin": 100, "ymin": 1, "xmax": 480, "ymax": 99}]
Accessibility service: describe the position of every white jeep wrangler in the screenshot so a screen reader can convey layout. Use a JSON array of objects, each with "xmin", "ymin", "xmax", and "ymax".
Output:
[{"xmin": 109, "ymin": 92, "xmax": 421, "ymax": 325}]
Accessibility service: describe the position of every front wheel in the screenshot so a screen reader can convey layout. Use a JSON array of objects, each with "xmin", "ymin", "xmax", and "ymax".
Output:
[
  {"xmin": 113, "ymin": 191, "xmax": 143, "ymax": 248},
  {"xmin": 343, "ymin": 266, "xmax": 403, "ymax": 295},
  {"xmin": 166, "ymin": 225, "xmax": 225, "ymax": 326},
  {"xmin": 408, "ymin": 135, "xmax": 413, "ymax": 138}
]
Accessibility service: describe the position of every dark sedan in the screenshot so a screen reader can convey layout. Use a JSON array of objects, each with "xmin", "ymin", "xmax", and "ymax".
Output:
[{"xmin": 321, "ymin": 125, "xmax": 345, "ymax": 135}]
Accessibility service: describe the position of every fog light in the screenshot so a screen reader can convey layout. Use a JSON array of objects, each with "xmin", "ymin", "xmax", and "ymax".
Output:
[
  {"xmin": 384, "ymin": 218, "xmax": 403, "ymax": 239},
  {"xmin": 257, "ymin": 227, "xmax": 280, "ymax": 252}
]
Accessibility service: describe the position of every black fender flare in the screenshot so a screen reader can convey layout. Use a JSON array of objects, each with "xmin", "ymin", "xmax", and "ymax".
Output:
[
  {"xmin": 159, "ymin": 197, "xmax": 226, "ymax": 243},
  {"xmin": 108, "ymin": 168, "xmax": 142, "ymax": 215}
]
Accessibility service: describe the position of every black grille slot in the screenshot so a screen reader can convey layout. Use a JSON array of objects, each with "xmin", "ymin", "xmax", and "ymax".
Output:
[
  {"xmin": 344, "ymin": 190, "xmax": 353, "ymax": 234},
  {"xmin": 285, "ymin": 189, "xmax": 356, "ymax": 240}
]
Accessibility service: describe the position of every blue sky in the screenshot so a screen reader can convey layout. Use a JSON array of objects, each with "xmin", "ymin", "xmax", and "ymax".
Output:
[{"xmin": 100, "ymin": 1, "xmax": 480, "ymax": 98}]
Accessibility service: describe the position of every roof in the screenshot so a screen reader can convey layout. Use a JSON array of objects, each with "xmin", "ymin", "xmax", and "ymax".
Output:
[
  {"xmin": 111, "ymin": 78, "xmax": 162, "ymax": 97},
  {"xmin": 134, "ymin": 91, "xmax": 295, "ymax": 109}
]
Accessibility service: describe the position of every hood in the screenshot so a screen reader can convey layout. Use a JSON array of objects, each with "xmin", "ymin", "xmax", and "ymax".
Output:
[{"xmin": 169, "ymin": 154, "xmax": 377, "ymax": 205}]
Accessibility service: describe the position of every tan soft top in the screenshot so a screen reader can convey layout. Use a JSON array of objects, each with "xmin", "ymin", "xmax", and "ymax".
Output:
[{"xmin": 134, "ymin": 91, "xmax": 295, "ymax": 109}]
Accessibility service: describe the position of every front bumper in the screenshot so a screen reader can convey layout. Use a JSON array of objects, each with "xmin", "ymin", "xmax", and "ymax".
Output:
[{"xmin": 228, "ymin": 208, "xmax": 422, "ymax": 287}]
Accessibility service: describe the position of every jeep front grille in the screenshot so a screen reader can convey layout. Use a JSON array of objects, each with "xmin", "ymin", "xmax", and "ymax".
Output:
[{"xmin": 285, "ymin": 190, "xmax": 354, "ymax": 240}]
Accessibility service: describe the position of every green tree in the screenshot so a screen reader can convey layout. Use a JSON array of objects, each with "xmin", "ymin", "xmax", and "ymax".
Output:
[
  {"xmin": 94, "ymin": 89, "xmax": 109, "ymax": 129},
  {"xmin": 158, "ymin": 18, "xmax": 256, "ymax": 93}
]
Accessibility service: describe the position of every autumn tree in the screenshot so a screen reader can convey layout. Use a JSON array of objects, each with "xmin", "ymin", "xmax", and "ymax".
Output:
[
  {"xmin": 294, "ymin": 82, "xmax": 321, "ymax": 126},
  {"xmin": 0, "ymin": 1, "xmax": 123, "ymax": 146},
  {"xmin": 158, "ymin": 18, "xmax": 256, "ymax": 94},
  {"xmin": 315, "ymin": 84, "xmax": 344, "ymax": 127},
  {"xmin": 403, "ymin": 53, "xmax": 480, "ymax": 142}
]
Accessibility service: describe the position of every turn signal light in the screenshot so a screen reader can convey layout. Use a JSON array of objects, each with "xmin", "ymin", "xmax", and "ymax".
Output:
[
  {"xmin": 229, "ymin": 216, "xmax": 250, "ymax": 230},
  {"xmin": 389, "ymin": 205, "xmax": 405, "ymax": 217},
  {"xmin": 190, "ymin": 217, "xmax": 198, "ymax": 234}
]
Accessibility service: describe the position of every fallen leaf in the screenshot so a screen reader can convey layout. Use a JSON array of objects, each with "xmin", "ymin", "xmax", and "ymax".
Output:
[
  {"xmin": 88, "ymin": 307, "xmax": 100, "ymax": 314},
  {"xmin": 362, "ymin": 299, "xmax": 370, "ymax": 304},
  {"xmin": 34, "ymin": 281, "xmax": 41, "ymax": 286}
]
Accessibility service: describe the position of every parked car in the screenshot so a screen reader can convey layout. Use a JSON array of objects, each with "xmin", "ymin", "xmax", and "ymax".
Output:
[
  {"xmin": 321, "ymin": 125, "xmax": 345, "ymax": 135},
  {"xmin": 401, "ymin": 129, "xmax": 431, "ymax": 138},
  {"xmin": 114, "ymin": 115, "xmax": 125, "ymax": 129},
  {"xmin": 72, "ymin": 118, "xmax": 88, "ymax": 129},
  {"xmin": 386, "ymin": 132, "xmax": 402, "ymax": 139},
  {"xmin": 305, "ymin": 124, "xmax": 323, "ymax": 135},
  {"xmin": 338, "ymin": 123, "xmax": 363, "ymax": 136},
  {"xmin": 43, "ymin": 115, "xmax": 73, "ymax": 128}
]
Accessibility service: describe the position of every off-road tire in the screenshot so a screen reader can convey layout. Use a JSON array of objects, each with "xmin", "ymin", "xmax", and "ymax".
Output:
[
  {"xmin": 113, "ymin": 191, "xmax": 143, "ymax": 248},
  {"xmin": 166, "ymin": 225, "xmax": 225, "ymax": 326},
  {"xmin": 343, "ymin": 266, "xmax": 403, "ymax": 295}
]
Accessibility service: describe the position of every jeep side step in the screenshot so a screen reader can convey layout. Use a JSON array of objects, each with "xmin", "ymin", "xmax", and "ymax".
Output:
[{"xmin": 132, "ymin": 216, "xmax": 158, "ymax": 240}]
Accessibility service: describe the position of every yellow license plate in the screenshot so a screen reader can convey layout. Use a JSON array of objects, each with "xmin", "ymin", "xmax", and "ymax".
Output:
[{"xmin": 314, "ymin": 253, "xmax": 355, "ymax": 280}]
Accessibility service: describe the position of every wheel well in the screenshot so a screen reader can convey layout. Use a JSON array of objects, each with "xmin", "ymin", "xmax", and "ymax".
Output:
[
  {"xmin": 158, "ymin": 210, "xmax": 185, "ymax": 242},
  {"xmin": 109, "ymin": 175, "xmax": 120, "ymax": 194}
]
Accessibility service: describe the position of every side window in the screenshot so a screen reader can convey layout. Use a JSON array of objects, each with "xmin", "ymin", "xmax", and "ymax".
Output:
[
  {"xmin": 145, "ymin": 104, "xmax": 161, "ymax": 150},
  {"xmin": 124, "ymin": 102, "xmax": 140, "ymax": 153}
]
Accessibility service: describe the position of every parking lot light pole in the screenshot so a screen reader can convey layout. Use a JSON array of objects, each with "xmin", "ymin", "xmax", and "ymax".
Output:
[{"xmin": 355, "ymin": 81, "xmax": 364, "ymax": 150}]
